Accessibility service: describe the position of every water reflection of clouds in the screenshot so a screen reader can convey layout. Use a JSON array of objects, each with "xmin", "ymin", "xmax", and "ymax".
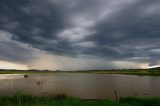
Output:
[{"xmin": 0, "ymin": 74, "xmax": 24, "ymax": 79}]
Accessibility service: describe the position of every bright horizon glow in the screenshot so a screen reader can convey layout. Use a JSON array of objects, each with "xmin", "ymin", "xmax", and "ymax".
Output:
[
  {"xmin": 148, "ymin": 65, "xmax": 160, "ymax": 69},
  {"xmin": 0, "ymin": 59, "xmax": 150, "ymax": 70},
  {"xmin": 0, "ymin": 61, "xmax": 28, "ymax": 70}
]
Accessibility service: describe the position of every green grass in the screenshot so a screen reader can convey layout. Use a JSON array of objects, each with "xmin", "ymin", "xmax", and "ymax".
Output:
[
  {"xmin": 119, "ymin": 97, "xmax": 160, "ymax": 106},
  {"xmin": 0, "ymin": 94, "xmax": 160, "ymax": 106},
  {"xmin": 88, "ymin": 70, "xmax": 160, "ymax": 76},
  {"xmin": 73, "ymin": 69, "xmax": 160, "ymax": 76},
  {"xmin": 0, "ymin": 94, "xmax": 123, "ymax": 106}
]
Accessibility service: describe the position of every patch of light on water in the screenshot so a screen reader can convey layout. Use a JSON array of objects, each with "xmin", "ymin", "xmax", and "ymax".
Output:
[{"xmin": 0, "ymin": 74, "xmax": 24, "ymax": 79}]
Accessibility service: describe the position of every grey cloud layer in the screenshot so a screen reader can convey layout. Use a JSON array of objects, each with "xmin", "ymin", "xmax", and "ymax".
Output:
[
  {"xmin": 0, "ymin": 0, "xmax": 160, "ymax": 66},
  {"xmin": 0, "ymin": 30, "xmax": 38, "ymax": 63}
]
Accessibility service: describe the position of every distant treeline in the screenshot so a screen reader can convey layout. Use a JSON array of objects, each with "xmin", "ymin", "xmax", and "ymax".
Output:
[{"xmin": 0, "ymin": 67, "xmax": 160, "ymax": 72}]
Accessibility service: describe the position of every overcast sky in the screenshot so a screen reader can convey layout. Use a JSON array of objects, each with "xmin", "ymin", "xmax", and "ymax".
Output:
[{"xmin": 0, "ymin": 0, "xmax": 160, "ymax": 70}]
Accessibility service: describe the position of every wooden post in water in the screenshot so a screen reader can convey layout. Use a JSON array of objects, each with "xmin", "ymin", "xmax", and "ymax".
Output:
[{"xmin": 115, "ymin": 90, "xmax": 118, "ymax": 101}]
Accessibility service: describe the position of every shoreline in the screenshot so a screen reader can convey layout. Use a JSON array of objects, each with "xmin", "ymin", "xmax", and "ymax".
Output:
[{"xmin": 0, "ymin": 69, "xmax": 160, "ymax": 76}]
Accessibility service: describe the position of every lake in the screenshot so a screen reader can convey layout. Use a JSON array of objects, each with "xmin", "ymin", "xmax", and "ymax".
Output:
[{"xmin": 0, "ymin": 73, "xmax": 160, "ymax": 100}]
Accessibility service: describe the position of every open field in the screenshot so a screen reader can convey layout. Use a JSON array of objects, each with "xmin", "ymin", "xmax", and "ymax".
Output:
[{"xmin": 0, "ymin": 94, "xmax": 160, "ymax": 106}]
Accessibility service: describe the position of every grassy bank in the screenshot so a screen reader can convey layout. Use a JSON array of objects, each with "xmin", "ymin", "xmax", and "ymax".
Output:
[
  {"xmin": 1, "ymin": 69, "xmax": 160, "ymax": 76},
  {"xmin": 86, "ymin": 70, "xmax": 160, "ymax": 76},
  {"xmin": 0, "ymin": 94, "xmax": 160, "ymax": 106}
]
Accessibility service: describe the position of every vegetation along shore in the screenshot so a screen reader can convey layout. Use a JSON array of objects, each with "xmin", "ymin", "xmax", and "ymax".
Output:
[
  {"xmin": 0, "ymin": 94, "xmax": 160, "ymax": 106},
  {"xmin": 0, "ymin": 67, "xmax": 160, "ymax": 76}
]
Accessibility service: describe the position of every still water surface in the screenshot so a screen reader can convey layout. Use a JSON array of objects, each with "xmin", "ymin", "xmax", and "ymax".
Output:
[{"xmin": 0, "ymin": 73, "xmax": 160, "ymax": 100}]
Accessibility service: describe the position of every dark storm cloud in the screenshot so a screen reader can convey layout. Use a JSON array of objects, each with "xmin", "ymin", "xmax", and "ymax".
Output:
[
  {"xmin": 87, "ymin": 0, "xmax": 160, "ymax": 63},
  {"xmin": 0, "ymin": 0, "xmax": 72, "ymax": 55},
  {"xmin": 0, "ymin": 0, "xmax": 65, "ymax": 38},
  {"xmin": 0, "ymin": 40, "xmax": 36, "ymax": 62},
  {"xmin": 0, "ymin": 0, "xmax": 160, "ymax": 66},
  {"xmin": 0, "ymin": 30, "xmax": 37, "ymax": 63}
]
